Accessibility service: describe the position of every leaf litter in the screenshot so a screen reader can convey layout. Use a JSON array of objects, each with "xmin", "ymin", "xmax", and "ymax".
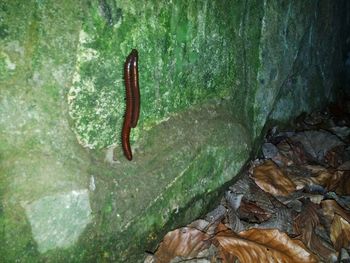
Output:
[{"xmin": 146, "ymin": 98, "xmax": 350, "ymax": 263}]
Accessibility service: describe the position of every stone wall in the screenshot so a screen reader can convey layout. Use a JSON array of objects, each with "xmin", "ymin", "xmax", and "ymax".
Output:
[{"xmin": 0, "ymin": 0, "xmax": 348, "ymax": 262}]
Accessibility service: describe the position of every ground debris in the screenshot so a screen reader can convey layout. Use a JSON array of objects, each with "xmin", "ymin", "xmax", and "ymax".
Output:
[{"xmin": 148, "ymin": 99, "xmax": 350, "ymax": 263}]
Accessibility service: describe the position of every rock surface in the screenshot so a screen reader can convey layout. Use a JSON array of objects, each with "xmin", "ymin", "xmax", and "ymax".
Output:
[{"xmin": 0, "ymin": 0, "xmax": 348, "ymax": 262}]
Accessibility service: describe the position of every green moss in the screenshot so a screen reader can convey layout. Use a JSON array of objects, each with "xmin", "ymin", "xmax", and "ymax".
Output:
[
  {"xmin": 0, "ymin": 53, "xmax": 10, "ymax": 80},
  {"xmin": 68, "ymin": 0, "xmax": 239, "ymax": 149},
  {"xmin": 1, "ymin": 206, "xmax": 39, "ymax": 262}
]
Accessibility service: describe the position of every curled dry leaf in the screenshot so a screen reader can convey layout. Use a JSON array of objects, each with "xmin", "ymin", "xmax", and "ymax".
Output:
[
  {"xmin": 252, "ymin": 160, "xmax": 296, "ymax": 196},
  {"xmin": 330, "ymin": 214, "xmax": 350, "ymax": 251},
  {"xmin": 227, "ymin": 209, "xmax": 245, "ymax": 233},
  {"xmin": 213, "ymin": 228, "xmax": 318, "ymax": 263},
  {"xmin": 154, "ymin": 227, "xmax": 210, "ymax": 263},
  {"xmin": 262, "ymin": 142, "xmax": 293, "ymax": 166},
  {"xmin": 205, "ymin": 204, "xmax": 227, "ymax": 224}
]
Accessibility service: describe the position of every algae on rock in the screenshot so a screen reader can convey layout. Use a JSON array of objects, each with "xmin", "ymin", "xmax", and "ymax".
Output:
[{"xmin": 0, "ymin": 0, "xmax": 348, "ymax": 262}]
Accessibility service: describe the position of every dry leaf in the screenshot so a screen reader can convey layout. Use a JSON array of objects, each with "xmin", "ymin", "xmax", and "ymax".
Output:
[
  {"xmin": 213, "ymin": 228, "xmax": 237, "ymax": 263},
  {"xmin": 217, "ymin": 245, "xmax": 238, "ymax": 263},
  {"xmin": 330, "ymin": 214, "xmax": 350, "ymax": 250},
  {"xmin": 294, "ymin": 200, "xmax": 320, "ymax": 236},
  {"xmin": 325, "ymin": 145, "xmax": 346, "ymax": 168},
  {"xmin": 155, "ymin": 227, "xmax": 210, "ymax": 263},
  {"xmin": 238, "ymin": 199, "xmax": 272, "ymax": 223},
  {"xmin": 276, "ymin": 139, "xmax": 309, "ymax": 165},
  {"xmin": 338, "ymin": 161, "xmax": 350, "ymax": 171},
  {"xmin": 262, "ymin": 142, "xmax": 293, "ymax": 166},
  {"xmin": 188, "ymin": 219, "xmax": 211, "ymax": 232},
  {"xmin": 252, "ymin": 160, "xmax": 296, "ymax": 196},
  {"xmin": 304, "ymin": 164, "xmax": 328, "ymax": 173},
  {"xmin": 293, "ymin": 199, "xmax": 336, "ymax": 261},
  {"xmin": 227, "ymin": 209, "xmax": 245, "ymax": 233},
  {"xmin": 321, "ymin": 200, "xmax": 350, "ymax": 224},
  {"xmin": 228, "ymin": 176, "xmax": 284, "ymax": 215},
  {"xmin": 213, "ymin": 228, "xmax": 318, "ymax": 263},
  {"xmin": 324, "ymin": 192, "xmax": 350, "ymax": 211},
  {"xmin": 323, "ymin": 171, "xmax": 344, "ymax": 191},
  {"xmin": 214, "ymin": 223, "xmax": 230, "ymax": 233},
  {"xmin": 308, "ymin": 230, "xmax": 337, "ymax": 261},
  {"xmin": 253, "ymin": 206, "xmax": 296, "ymax": 235},
  {"xmin": 292, "ymin": 170, "xmax": 343, "ymax": 191},
  {"xmin": 290, "ymin": 130, "xmax": 344, "ymax": 162},
  {"xmin": 334, "ymin": 171, "xmax": 350, "ymax": 195},
  {"xmin": 339, "ymin": 248, "xmax": 350, "ymax": 261},
  {"xmin": 205, "ymin": 205, "xmax": 227, "ymax": 224}
]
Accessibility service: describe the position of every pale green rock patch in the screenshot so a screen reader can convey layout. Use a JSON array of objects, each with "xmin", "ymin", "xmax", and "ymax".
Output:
[{"xmin": 22, "ymin": 189, "xmax": 92, "ymax": 253}]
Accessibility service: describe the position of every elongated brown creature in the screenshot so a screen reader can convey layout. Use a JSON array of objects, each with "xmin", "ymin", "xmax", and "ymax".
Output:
[
  {"xmin": 130, "ymin": 49, "xmax": 140, "ymax": 128},
  {"xmin": 121, "ymin": 51, "xmax": 134, "ymax": 161}
]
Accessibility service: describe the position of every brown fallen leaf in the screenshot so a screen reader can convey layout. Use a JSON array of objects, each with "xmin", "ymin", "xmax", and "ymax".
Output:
[
  {"xmin": 238, "ymin": 199, "xmax": 272, "ymax": 223},
  {"xmin": 262, "ymin": 142, "xmax": 293, "ymax": 167},
  {"xmin": 330, "ymin": 214, "xmax": 350, "ymax": 251},
  {"xmin": 252, "ymin": 160, "xmax": 296, "ymax": 196},
  {"xmin": 276, "ymin": 139, "xmax": 309, "ymax": 165},
  {"xmin": 217, "ymin": 245, "xmax": 238, "ymax": 263},
  {"xmin": 338, "ymin": 161, "xmax": 350, "ymax": 171},
  {"xmin": 290, "ymin": 130, "xmax": 344, "ymax": 163},
  {"xmin": 303, "ymin": 164, "xmax": 329, "ymax": 175},
  {"xmin": 227, "ymin": 209, "xmax": 245, "ymax": 233},
  {"xmin": 154, "ymin": 227, "xmax": 210, "ymax": 263},
  {"xmin": 188, "ymin": 219, "xmax": 219, "ymax": 236},
  {"xmin": 324, "ymin": 192, "xmax": 350, "ymax": 211},
  {"xmin": 228, "ymin": 175, "xmax": 285, "ymax": 214},
  {"xmin": 322, "ymin": 171, "xmax": 344, "ymax": 192},
  {"xmin": 292, "ymin": 169, "xmax": 344, "ymax": 191},
  {"xmin": 213, "ymin": 228, "xmax": 318, "ymax": 263},
  {"xmin": 325, "ymin": 145, "xmax": 346, "ymax": 168},
  {"xmin": 205, "ymin": 204, "xmax": 227, "ymax": 225},
  {"xmin": 294, "ymin": 199, "xmax": 320, "ymax": 236},
  {"xmin": 321, "ymin": 199, "xmax": 350, "ymax": 224},
  {"xmin": 253, "ymin": 206, "xmax": 297, "ymax": 236},
  {"xmin": 334, "ymin": 171, "xmax": 350, "ymax": 195},
  {"xmin": 293, "ymin": 199, "xmax": 336, "ymax": 261}
]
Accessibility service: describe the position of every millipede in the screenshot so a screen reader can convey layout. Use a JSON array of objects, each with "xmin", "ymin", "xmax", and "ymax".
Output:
[
  {"xmin": 130, "ymin": 49, "xmax": 140, "ymax": 128},
  {"xmin": 121, "ymin": 49, "xmax": 140, "ymax": 161}
]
